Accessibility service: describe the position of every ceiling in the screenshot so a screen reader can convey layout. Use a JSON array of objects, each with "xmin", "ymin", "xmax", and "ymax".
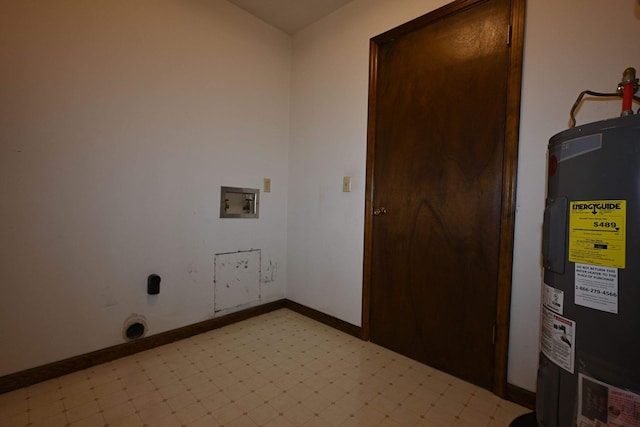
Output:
[{"xmin": 226, "ymin": 0, "xmax": 353, "ymax": 34}]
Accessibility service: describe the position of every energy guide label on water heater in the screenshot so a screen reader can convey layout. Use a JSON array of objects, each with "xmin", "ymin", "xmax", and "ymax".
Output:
[{"xmin": 569, "ymin": 200, "xmax": 626, "ymax": 269}]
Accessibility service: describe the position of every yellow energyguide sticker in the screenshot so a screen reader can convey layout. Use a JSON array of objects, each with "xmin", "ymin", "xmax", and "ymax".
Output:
[{"xmin": 569, "ymin": 200, "xmax": 626, "ymax": 269}]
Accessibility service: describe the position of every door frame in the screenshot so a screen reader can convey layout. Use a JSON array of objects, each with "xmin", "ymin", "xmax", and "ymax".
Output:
[{"xmin": 361, "ymin": 0, "xmax": 525, "ymax": 397}]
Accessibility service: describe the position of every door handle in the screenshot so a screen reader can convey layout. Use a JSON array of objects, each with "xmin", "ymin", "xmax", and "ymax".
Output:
[{"xmin": 373, "ymin": 207, "xmax": 387, "ymax": 216}]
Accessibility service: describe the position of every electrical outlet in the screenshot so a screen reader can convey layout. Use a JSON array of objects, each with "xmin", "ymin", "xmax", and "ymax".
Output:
[
  {"xmin": 343, "ymin": 176, "xmax": 351, "ymax": 192},
  {"xmin": 264, "ymin": 178, "xmax": 271, "ymax": 193}
]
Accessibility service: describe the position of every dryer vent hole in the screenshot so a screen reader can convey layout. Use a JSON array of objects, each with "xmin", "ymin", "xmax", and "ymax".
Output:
[{"xmin": 125, "ymin": 322, "xmax": 145, "ymax": 340}]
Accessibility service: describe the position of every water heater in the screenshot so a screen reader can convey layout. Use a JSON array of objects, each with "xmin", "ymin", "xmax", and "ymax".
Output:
[{"xmin": 537, "ymin": 69, "xmax": 640, "ymax": 426}]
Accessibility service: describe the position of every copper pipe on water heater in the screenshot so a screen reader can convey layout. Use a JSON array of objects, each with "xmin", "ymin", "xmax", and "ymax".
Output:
[{"xmin": 568, "ymin": 67, "xmax": 640, "ymax": 128}]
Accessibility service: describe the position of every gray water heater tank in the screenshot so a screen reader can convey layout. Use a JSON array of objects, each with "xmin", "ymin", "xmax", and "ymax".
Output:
[{"xmin": 538, "ymin": 114, "xmax": 640, "ymax": 426}]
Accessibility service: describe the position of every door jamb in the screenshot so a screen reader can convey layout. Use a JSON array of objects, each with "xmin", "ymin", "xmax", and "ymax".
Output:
[{"xmin": 360, "ymin": 0, "xmax": 526, "ymax": 398}]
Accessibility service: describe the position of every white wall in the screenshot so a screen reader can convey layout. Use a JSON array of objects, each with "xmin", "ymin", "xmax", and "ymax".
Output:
[
  {"xmin": 287, "ymin": 0, "xmax": 640, "ymax": 392},
  {"xmin": 0, "ymin": 0, "xmax": 291, "ymax": 376}
]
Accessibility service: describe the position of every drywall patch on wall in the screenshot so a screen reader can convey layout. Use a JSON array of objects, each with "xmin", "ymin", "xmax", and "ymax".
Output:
[{"xmin": 214, "ymin": 250, "xmax": 261, "ymax": 313}]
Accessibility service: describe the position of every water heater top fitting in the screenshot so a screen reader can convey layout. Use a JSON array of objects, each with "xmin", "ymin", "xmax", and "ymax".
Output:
[{"xmin": 568, "ymin": 67, "xmax": 639, "ymax": 128}]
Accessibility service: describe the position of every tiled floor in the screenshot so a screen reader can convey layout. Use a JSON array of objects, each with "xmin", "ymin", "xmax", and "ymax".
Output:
[{"xmin": 0, "ymin": 309, "xmax": 529, "ymax": 426}]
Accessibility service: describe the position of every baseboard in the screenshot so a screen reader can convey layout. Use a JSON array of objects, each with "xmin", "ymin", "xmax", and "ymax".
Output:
[
  {"xmin": 284, "ymin": 300, "xmax": 362, "ymax": 339},
  {"xmin": 4, "ymin": 297, "xmax": 524, "ymax": 406},
  {"xmin": 506, "ymin": 383, "xmax": 536, "ymax": 410},
  {"xmin": 0, "ymin": 299, "xmax": 362, "ymax": 395},
  {"xmin": 0, "ymin": 299, "xmax": 287, "ymax": 394}
]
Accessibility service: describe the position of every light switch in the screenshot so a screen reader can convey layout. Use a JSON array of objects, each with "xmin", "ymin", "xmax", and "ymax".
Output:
[
  {"xmin": 342, "ymin": 176, "xmax": 351, "ymax": 192},
  {"xmin": 264, "ymin": 178, "xmax": 271, "ymax": 193}
]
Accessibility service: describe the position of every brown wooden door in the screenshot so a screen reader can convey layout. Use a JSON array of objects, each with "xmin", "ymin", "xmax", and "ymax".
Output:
[{"xmin": 366, "ymin": 0, "xmax": 521, "ymax": 390}]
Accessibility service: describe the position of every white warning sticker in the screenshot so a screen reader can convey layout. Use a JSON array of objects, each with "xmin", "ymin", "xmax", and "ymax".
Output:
[
  {"xmin": 541, "ymin": 306, "xmax": 575, "ymax": 373},
  {"xmin": 543, "ymin": 283, "xmax": 564, "ymax": 314},
  {"xmin": 575, "ymin": 263, "xmax": 618, "ymax": 314}
]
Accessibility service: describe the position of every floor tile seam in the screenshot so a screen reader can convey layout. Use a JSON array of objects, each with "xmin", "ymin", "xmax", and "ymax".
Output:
[
  {"xmin": 26, "ymin": 406, "xmax": 67, "ymax": 425},
  {"xmin": 463, "ymin": 397, "xmax": 502, "ymax": 418},
  {"xmin": 61, "ymin": 405, "xmax": 109, "ymax": 426},
  {"xmin": 386, "ymin": 401, "xmax": 435, "ymax": 424},
  {"xmin": 423, "ymin": 389, "xmax": 469, "ymax": 419},
  {"xmin": 0, "ymin": 403, "xmax": 29, "ymax": 421},
  {"xmin": 62, "ymin": 390, "xmax": 104, "ymax": 413},
  {"xmin": 25, "ymin": 382, "xmax": 61, "ymax": 400}
]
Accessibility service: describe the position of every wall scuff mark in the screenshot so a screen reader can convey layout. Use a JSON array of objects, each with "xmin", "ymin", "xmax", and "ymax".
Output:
[
  {"xmin": 262, "ymin": 259, "xmax": 278, "ymax": 284},
  {"xmin": 214, "ymin": 249, "xmax": 261, "ymax": 313}
]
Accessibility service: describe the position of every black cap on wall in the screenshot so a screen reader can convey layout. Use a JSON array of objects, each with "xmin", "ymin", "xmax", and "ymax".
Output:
[{"xmin": 147, "ymin": 274, "xmax": 161, "ymax": 295}]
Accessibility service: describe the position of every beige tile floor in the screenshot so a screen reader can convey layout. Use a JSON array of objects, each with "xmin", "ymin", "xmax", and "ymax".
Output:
[{"xmin": 0, "ymin": 309, "xmax": 529, "ymax": 427}]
